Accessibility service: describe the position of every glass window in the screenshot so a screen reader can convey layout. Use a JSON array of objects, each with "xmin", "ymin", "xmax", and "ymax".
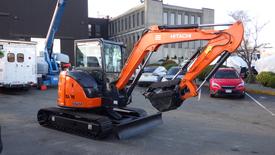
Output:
[
  {"xmin": 104, "ymin": 43, "xmax": 123, "ymax": 72},
  {"xmin": 132, "ymin": 14, "xmax": 135, "ymax": 28},
  {"xmin": 137, "ymin": 12, "xmax": 140, "ymax": 26},
  {"xmin": 17, "ymin": 53, "xmax": 24, "ymax": 62},
  {"xmin": 75, "ymin": 41, "xmax": 102, "ymax": 67},
  {"xmin": 163, "ymin": 12, "xmax": 168, "ymax": 25},
  {"xmin": 141, "ymin": 11, "xmax": 144, "ymax": 25},
  {"xmin": 214, "ymin": 70, "xmax": 239, "ymax": 79},
  {"xmin": 7, "ymin": 53, "xmax": 15, "ymax": 62},
  {"xmin": 190, "ymin": 16, "xmax": 195, "ymax": 24},
  {"xmin": 125, "ymin": 18, "xmax": 128, "ymax": 30},
  {"xmin": 177, "ymin": 14, "xmax": 182, "ymax": 25},
  {"xmin": 178, "ymin": 43, "xmax": 182, "ymax": 48},
  {"xmin": 121, "ymin": 19, "xmax": 124, "ymax": 31},
  {"xmin": 95, "ymin": 24, "xmax": 101, "ymax": 37},
  {"xmin": 171, "ymin": 43, "xmax": 176, "ymax": 48},
  {"xmin": 184, "ymin": 15, "xmax": 188, "ymax": 24},
  {"xmin": 170, "ymin": 13, "xmax": 175, "ymax": 25},
  {"xmin": 118, "ymin": 20, "xmax": 120, "ymax": 32},
  {"xmin": 129, "ymin": 16, "xmax": 131, "ymax": 29},
  {"xmin": 197, "ymin": 16, "xmax": 201, "ymax": 24},
  {"xmin": 88, "ymin": 24, "xmax": 92, "ymax": 37}
]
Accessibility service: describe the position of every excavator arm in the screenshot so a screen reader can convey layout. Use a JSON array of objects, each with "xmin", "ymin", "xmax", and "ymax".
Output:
[{"xmin": 115, "ymin": 21, "xmax": 244, "ymax": 112}]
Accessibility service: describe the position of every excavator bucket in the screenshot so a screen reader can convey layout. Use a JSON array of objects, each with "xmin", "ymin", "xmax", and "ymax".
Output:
[
  {"xmin": 114, "ymin": 112, "xmax": 162, "ymax": 139},
  {"xmin": 144, "ymin": 79, "xmax": 184, "ymax": 112}
]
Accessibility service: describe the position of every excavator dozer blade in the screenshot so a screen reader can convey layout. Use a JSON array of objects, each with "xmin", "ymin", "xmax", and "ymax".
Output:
[{"xmin": 114, "ymin": 112, "xmax": 162, "ymax": 139}]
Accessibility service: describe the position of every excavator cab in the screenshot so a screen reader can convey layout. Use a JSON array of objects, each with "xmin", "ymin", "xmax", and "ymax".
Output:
[{"xmin": 75, "ymin": 39, "xmax": 124, "ymax": 82}]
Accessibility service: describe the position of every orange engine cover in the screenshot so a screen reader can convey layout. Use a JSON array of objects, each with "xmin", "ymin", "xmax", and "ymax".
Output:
[{"xmin": 57, "ymin": 71, "xmax": 102, "ymax": 109}]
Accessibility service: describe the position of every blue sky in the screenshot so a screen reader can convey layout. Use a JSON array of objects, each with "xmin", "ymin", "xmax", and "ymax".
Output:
[{"xmin": 88, "ymin": 0, "xmax": 274, "ymax": 50}]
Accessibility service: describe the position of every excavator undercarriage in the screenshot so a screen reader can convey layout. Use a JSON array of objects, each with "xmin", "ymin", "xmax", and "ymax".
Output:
[{"xmin": 38, "ymin": 106, "xmax": 162, "ymax": 139}]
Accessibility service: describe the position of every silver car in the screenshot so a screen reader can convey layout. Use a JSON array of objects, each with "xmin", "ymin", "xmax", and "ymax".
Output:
[
  {"xmin": 138, "ymin": 66, "xmax": 167, "ymax": 86},
  {"xmin": 161, "ymin": 66, "xmax": 186, "ymax": 81}
]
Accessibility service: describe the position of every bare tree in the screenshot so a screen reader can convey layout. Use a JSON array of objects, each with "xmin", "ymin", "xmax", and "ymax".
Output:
[{"xmin": 229, "ymin": 10, "xmax": 269, "ymax": 82}]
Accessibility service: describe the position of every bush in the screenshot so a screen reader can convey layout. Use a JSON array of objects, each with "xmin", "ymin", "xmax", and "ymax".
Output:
[
  {"xmin": 161, "ymin": 59, "xmax": 177, "ymax": 70},
  {"xmin": 256, "ymin": 72, "xmax": 275, "ymax": 86},
  {"xmin": 147, "ymin": 63, "xmax": 160, "ymax": 67},
  {"xmin": 267, "ymin": 76, "xmax": 275, "ymax": 88},
  {"xmin": 161, "ymin": 59, "xmax": 177, "ymax": 66},
  {"xmin": 245, "ymin": 74, "xmax": 256, "ymax": 83}
]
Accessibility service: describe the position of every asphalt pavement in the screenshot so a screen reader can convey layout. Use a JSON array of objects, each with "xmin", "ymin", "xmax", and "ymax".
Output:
[{"xmin": 0, "ymin": 87, "xmax": 275, "ymax": 155}]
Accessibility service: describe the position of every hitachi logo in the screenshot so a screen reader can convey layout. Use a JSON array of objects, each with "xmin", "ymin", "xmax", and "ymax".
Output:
[{"xmin": 170, "ymin": 33, "xmax": 192, "ymax": 39}]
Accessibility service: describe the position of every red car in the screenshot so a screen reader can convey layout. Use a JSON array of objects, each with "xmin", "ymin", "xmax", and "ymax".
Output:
[{"xmin": 209, "ymin": 68, "xmax": 245, "ymax": 98}]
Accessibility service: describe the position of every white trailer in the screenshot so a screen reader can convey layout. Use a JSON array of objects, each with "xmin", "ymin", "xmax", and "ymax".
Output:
[{"xmin": 0, "ymin": 39, "xmax": 37, "ymax": 88}]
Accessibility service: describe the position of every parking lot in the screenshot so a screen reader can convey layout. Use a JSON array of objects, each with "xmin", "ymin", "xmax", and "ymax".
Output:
[{"xmin": 0, "ymin": 87, "xmax": 275, "ymax": 155}]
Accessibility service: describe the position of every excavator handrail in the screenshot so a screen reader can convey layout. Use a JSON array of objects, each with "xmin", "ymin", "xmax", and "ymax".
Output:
[{"xmin": 115, "ymin": 21, "xmax": 244, "ymax": 100}]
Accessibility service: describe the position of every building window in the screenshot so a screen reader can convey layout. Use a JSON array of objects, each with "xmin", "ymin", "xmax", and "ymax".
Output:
[
  {"xmin": 183, "ymin": 42, "xmax": 188, "ymax": 49},
  {"xmin": 170, "ymin": 13, "xmax": 175, "ymax": 25},
  {"xmin": 177, "ymin": 14, "xmax": 182, "ymax": 25},
  {"xmin": 141, "ymin": 11, "xmax": 144, "ymax": 25},
  {"xmin": 184, "ymin": 15, "xmax": 188, "ymax": 24},
  {"xmin": 125, "ymin": 18, "xmax": 128, "ymax": 30},
  {"xmin": 117, "ymin": 20, "xmax": 120, "ymax": 33},
  {"xmin": 133, "ymin": 35, "xmax": 136, "ymax": 43},
  {"xmin": 88, "ymin": 24, "xmax": 92, "ymax": 37},
  {"xmin": 137, "ymin": 12, "xmax": 140, "ymax": 26},
  {"xmin": 132, "ymin": 14, "xmax": 135, "ymax": 28},
  {"xmin": 17, "ymin": 53, "xmax": 24, "ymax": 62},
  {"xmin": 171, "ymin": 43, "xmax": 176, "ymax": 48},
  {"xmin": 121, "ymin": 19, "xmax": 124, "ymax": 31},
  {"xmin": 111, "ymin": 23, "xmax": 114, "ymax": 35},
  {"xmin": 178, "ymin": 43, "xmax": 182, "ymax": 48},
  {"xmin": 163, "ymin": 12, "xmax": 168, "ymax": 25},
  {"xmin": 114, "ymin": 22, "xmax": 117, "ymax": 34},
  {"xmin": 129, "ymin": 16, "xmax": 131, "ymax": 29},
  {"xmin": 190, "ymin": 16, "xmax": 195, "ymax": 24},
  {"xmin": 7, "ymin": 53, "xmax": 15, "ymax": 62},
  {"xmin": 95, "ymin": 24, "xmax": 101, "ymax": 37},
  {"xmin": 197, "ymin": 16, "xmax": 201, "ymax": 24}
]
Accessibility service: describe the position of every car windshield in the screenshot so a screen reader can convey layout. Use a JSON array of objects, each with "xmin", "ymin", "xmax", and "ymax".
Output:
[
  {"xmin": 143, "ymin": 66, "xmax": 157, "ymax": 73},
  {"xmin": 214, "ymin": 70, "xmax": 239, "ymax": 79},
  {"xmin": 167, "ymin": 67, "xmax": 185, "ymax": 75}
]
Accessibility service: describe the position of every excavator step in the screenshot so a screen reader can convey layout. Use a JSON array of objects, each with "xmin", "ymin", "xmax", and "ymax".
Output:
[{"xmin": 37, "ymin": 107, "xmax": 162, "ymax": 139}]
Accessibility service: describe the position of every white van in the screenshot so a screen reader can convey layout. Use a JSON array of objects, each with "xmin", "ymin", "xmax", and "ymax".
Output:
[{"xmin": 0, "ymin": 39, "xmax": 37, "ymax": 88}]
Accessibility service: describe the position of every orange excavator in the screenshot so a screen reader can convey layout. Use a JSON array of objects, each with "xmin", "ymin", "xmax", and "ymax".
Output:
[{"xmin": 37, "ymin": 21, "xmax": 244, "ymax": 139}]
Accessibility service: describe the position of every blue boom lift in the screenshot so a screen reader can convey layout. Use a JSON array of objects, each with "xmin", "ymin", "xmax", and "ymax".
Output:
[{"xmin": 39, "ymin": 0, "xmax": 69, "ymax": 87}]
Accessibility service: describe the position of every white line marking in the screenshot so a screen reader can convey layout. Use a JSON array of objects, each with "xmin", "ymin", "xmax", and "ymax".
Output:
[
  {"xmin": 245, "ymin": 92, "xmax": 275, "ymax": 116},
  {"xmin": 197, "ymin": 88, "xmax": 201, "ymax": 101}
]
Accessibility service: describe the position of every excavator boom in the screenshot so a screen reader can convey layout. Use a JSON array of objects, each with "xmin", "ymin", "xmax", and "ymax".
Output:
[{"xmin": 116, "ymin": 21, "xmax": 244, "ymax": 111}]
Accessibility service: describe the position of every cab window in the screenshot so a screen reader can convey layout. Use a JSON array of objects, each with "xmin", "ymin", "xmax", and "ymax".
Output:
[{"xmin": 104, "ymin": 43, "xmax": 122, "ymax": 73}]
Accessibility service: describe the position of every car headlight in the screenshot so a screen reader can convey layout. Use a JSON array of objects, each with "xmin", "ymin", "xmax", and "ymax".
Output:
[
  {"xmin": 211, "ymin": 82, "xmax": 221, "ymax": 88},
  {"xmin": 237, "ymin": 81, "xmax": 245, "ymax": 88},
  {"xmin": 161, "ymin": 78, "xmax": 168, "ymax": 82}
]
